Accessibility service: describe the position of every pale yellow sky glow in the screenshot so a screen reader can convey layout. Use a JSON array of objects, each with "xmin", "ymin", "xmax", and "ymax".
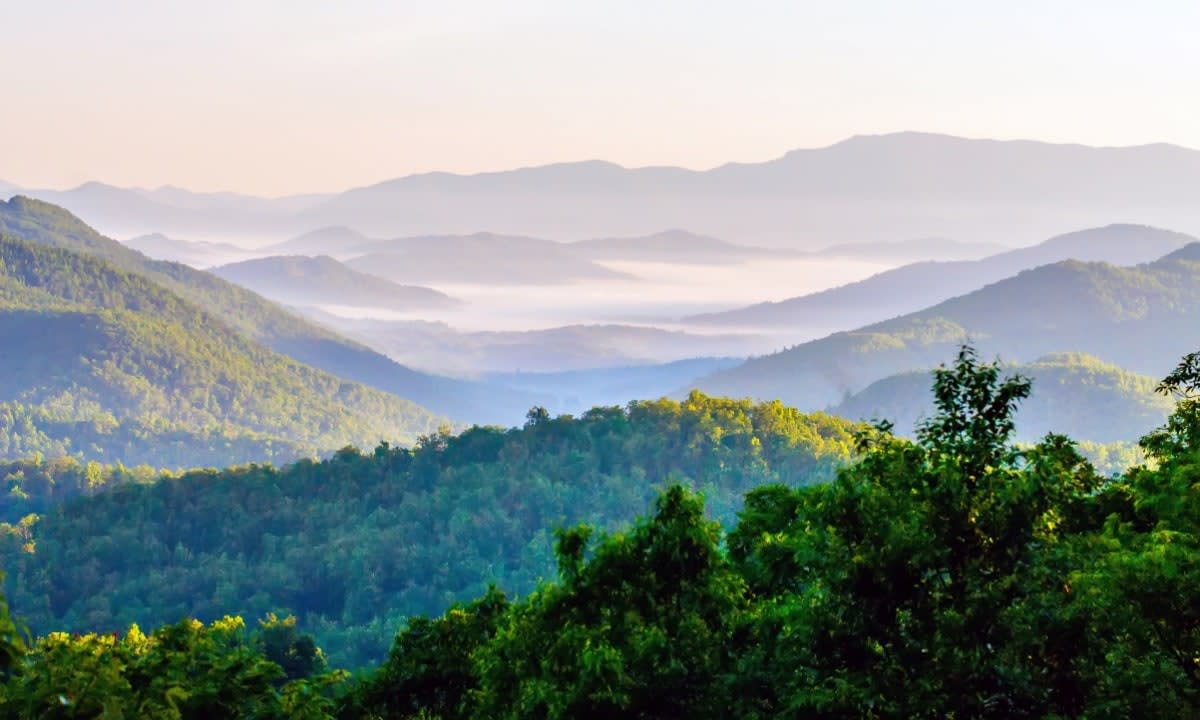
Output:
[{"xmin": 2, "ymin": 1, "xmax": 1197, "ymax": 195}]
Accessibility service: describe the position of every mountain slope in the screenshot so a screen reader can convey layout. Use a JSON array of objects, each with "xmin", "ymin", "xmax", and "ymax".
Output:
[
  {"xmin": 685, "ymin": 224, "xmax": 1197, "ymax": 331},
  {"xmin": 694, "ymin": 246, "xmax": 1200, "ymax": 409},
  {"xmin": 0, "ymin": 197, "xmax": 540, "ymax": 424},
  {"xmin": 829, "ymin": 353, "xmax": 1172, "ymax": 443},
  {"xmin": 0, "ymin": 235, "xmax": 446, "ymax": 466},
  {"xmin": 211, "ymin": 255, "xmax": 459, "ymax": 311}
]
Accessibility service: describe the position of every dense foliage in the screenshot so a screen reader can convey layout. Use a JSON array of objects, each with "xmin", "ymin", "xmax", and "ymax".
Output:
[
  {"xmin": 7, "ymin": 347, "xmax": 1200, "ymax": 716},
  {"xmin": 0, "ymin": 234, "xmax": 445, "ymax": 466},
  {"xmin": 333, "ymin": 346, "xmax": 1200, "ymax": 718},
  {"xmin": 0, "ymin": 393, "xmax": 858, "ymax": 668},
  {"xmin": 0, "ymin": 615, "xmax": 345, "ymax": 719}
]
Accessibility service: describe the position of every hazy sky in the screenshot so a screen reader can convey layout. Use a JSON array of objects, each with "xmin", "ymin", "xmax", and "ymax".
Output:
[{"xmin": 3, "ymin": 1, "xmax": 1197, "ymax": 195}]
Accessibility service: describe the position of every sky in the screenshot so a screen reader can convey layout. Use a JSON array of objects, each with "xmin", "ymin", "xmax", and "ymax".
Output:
[{"xmin": 2, "ymin": 1, "xmax": 1197, "ymax": 196}]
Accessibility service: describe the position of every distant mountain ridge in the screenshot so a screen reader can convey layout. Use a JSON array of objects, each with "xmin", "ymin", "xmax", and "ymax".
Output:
[{"xmin": 11, "ymin": 133, "xmax": 1200, "ymax": 246}]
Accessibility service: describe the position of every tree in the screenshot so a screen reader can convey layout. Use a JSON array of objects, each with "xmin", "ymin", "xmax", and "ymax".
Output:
[
  {"xmin": 731, "ymin": 345, "xmax": 1102, "ymax": 718},
  {"xmin": 471, "ymin": 486, "xmax": 745, "ymax": 720},
  {"xmin": 0, "ymin": 574, "xmax": 24, "ymax": 678}
]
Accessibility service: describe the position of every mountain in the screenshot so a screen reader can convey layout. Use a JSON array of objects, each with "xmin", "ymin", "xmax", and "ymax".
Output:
[
  {"xmin": 815, "ymin": 237, "xmax": 1007, "ymax": 263},
  {"xmin": 124, "ymin": 232, "xmax": 252, "ymax": 267},
  {"xmin": 0, "ymin": 394, "xmax": 862, "ymax": 667},
  {"xmin": 829, "ymin": 353, "xmax": 1172, "ymax": 444},
  {"xmin": 211, "ymin": 255, "xmax": 459, "ymax": 311},
  {"xmin": 0, "ymin": 233, "xmax": 446, "ymax": 467},
  {"xmin": 345, "ymin": 233, "xmax": 631, "ymax": 285},
  {"xmin": 685, "ymin": 225, "xmax": 1198, "ymax": 333},
  {"xmin": 693, "ymin": 245, "xmax": 1200, "ymax": 409},
  {"xmin": 264, "ymin": 225, "xmax": 373, "ymax": 257},
  {"xmin": 20, "ymin": 134, "xmax": 1200, "ymax": 248},
  {"xmin": 0, "ymin": 196, "xmax": 543, "ymax": 425},
  {"xmin": 569, "ymin": 229, "xmax": 793, "ymax": 264}
]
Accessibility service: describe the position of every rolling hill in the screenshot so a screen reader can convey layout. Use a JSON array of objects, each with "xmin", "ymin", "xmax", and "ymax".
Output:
[
  {"xmin": 211, "ymin": 255, "xmax": 460, "ymax": 311},
  {"xmin": 0, "ymin": 234, "xmax": 446, "ymax": 467},
  {"xmin": 0, "ymin": 197, "xmax": 543, "ymax": 424},
  {"xmin": 693, "ymin": 245, "xmax": 1200, "ymax": 410},
  {"xmin": 829, "ymin": 353, "xmax": 1173, "ymax": 444},
  {"xmin": 685, "ymin": 224, "xmax": 1198, "ymax": 332}
]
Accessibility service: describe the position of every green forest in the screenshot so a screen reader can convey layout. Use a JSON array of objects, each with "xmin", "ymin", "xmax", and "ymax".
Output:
[
  {"xmin": 4, "ymin": 347, "xmax": 1200, "ymax": 717},
  {"xmin": 0, "ymin": 392, "xmax": 859, "ymax": 667}
]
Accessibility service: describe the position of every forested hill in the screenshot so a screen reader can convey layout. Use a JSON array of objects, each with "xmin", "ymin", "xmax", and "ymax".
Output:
[
  {"xmin": 0, "ymin": 393, "xmax": 861, "ymax": 667},
  {"xmin": 696, "ymin": 247, "xmax": 1200, "ymax": 409},
  {"xmin": 0, "ymin": 234, "xmax": 446, "ymax": 466},
  {"xmin": 0, "ymin": 196, "xmax": 542, "ymax": 424},
  {"xmin": 829, "ymin": 352, "xmax": 1172, "ymax": 444}
]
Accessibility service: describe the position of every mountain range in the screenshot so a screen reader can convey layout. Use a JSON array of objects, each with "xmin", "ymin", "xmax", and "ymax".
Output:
[{"xmin": 10, "ymin": 133, "xmax": 1200, "ymax": 247}]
